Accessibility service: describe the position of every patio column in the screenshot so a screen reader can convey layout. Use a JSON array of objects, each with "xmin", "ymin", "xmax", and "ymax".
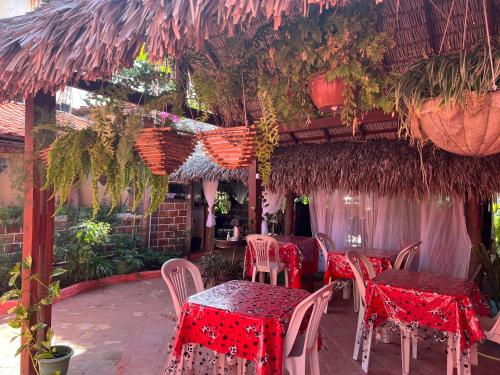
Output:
[
  {"xmin": 248, "ymin": 159, "xmax": 262, "ymax": 234},
  {"xmin": 21, "ymin": 92, "xmax": 56, "ymax": 375},
  {"xmin": 465, "ymin": 198, "xmax": 483, "ymax": 279},
  {"xmin": 284, "ymin": 192, "xmax": 295, "ymax": 235}
]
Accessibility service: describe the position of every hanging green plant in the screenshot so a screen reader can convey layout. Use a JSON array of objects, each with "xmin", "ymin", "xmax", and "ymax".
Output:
[
  {"xmin": 43, "ymin": 103, "xmax": 170, "ymax": 218},
  {"xmin": 254, "ymin": 90, "xmax": 279, "ymax": 187},
  {"xmin": 258, "ymin": 0, "xmax": 394, "ymax": 127}
]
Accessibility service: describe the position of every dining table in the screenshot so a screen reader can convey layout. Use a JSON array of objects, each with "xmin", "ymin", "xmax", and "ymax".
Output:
[
  {"xmin": 167, "ymin": 280, "xmax": 310, "ymax": 375},
  {"xmin": 324, "ymin": 246, "xmax": 398, "ymax": 284},
  {"xmin": 364, "ymin": 269, "xmax": 490, "ymax": 373},
  {"xmin": 244, "ymin": 235, "xmax": 311, "ymax": 289}
]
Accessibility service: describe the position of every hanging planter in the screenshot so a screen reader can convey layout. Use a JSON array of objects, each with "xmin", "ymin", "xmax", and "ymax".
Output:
[
  {"xmin": 309, "ymin": 73, "xmax": 346, "ymax": 112},
  {"xmin": 135, "ymin": 125, "xmax": 196, "ymax": 175},
  {"xmin": 198, "ymin": 126, "xmax": 256, "ymax": 170},
  {"xmin": 413, "ymin": 91, "xmax": 500, "ymax": 156},
  {"xmin": 39, "ymin": 147, "xmax": 51, "ymax": 167}
]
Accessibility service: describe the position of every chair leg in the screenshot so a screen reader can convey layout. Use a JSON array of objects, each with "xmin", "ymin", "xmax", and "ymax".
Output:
[
  {"xmin": 270, "ymin": 270, "xmax": 278, "ymax": 286},
  {"xmin": 284, "ymin": 357, "xmax": 305, "ymax": 375},
  {"xmin": 447, "ymin": 335, "xmax": 455, "ymax": 375},
  {"xmin": 353, "ymin": 283, "xmax": 360, "ymax": 313},
  {"xmin": 411, "ymin": 333, "xmax": 418, "ymax": 359},
  {"xmin": 309, "ymin": 348, "xmax": 320, "ymax": 375},
  {"xmin": 284, "ymin": 268, "xmax": 289, "ymax": 287},
  {"xmin": 353, "ymin": 305, "xmax": 365, "ymax": 361},
  {"xmin": 251, "ymin": 267, "xmax": 257, "ymax": 282},
  {"xmin": 400, "ymin": 327, "xmax": 411, "ymax": 375},
  {"xmin": 361, "ymin": 323, "xmax": 373, "ymax": 373}
]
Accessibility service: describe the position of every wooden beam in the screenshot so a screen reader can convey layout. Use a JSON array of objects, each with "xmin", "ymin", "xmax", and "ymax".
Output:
[
  {"xmin": 185, "ymin": 183, "xmax": 194, "ymax": 256},
  {"xmin": 423, "ymin": 0, "xmax": 439, "ymax": 55},
  {"xmin": 465, "ymin": 198, "xmax": 483, "ymax": 280},
  {"xmin": 284, "ymin": 192, "xmax": 295, "ymax": 235},
  {"xmin": 248, "ymin": 159, "xmax": 262, "ymax": 234},
  {"xmin": 278, "ymin": 111, "xmax": 397, "ymax": 134},
  {"xmin": 21, "ymin": 92, "xmax": 56, "ymax": 375}
]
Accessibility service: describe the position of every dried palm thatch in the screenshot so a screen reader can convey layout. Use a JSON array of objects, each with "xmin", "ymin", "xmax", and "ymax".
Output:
[
  {"xmin": 170, "ymin": 143, "xmax": 248, "ymax": 183},
  {"xmin": 269, "ymin": 140, "xmax": 500, "ymax": 199}
]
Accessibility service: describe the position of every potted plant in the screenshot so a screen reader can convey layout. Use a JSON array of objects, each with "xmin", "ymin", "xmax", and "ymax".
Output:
[
  {"xmin": 395, "ymin": 40, "xmax": 499, "ymax": 156},
  {"xmin": 473, "ymin": 245, "xmax": 500, "ymax": 314},
  {"xmin": 0, "ymin": 257, "xmax": 73, "ymax": 375},
  {"xmin": 258, "ymin": 1, "xmax": 395, "ymax": 127}
]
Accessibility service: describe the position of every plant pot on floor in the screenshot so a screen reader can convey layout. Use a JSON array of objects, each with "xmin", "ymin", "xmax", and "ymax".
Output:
[
  {"xmin": 38, "ymin": 345, "xmax": 74, "ymax": 375},
  {"xmin": 411, "ymin": 90, "xmax": 500, "ymax": 157},
  {"xmin": 309, "ymin": 73, "xmax": 346, "ymax": 112}
]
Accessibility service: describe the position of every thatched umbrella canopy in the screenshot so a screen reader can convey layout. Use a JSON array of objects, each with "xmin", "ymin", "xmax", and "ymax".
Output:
[
  {"xmin": 269, "ymin": 140, "xmax": 500, "ymax": 199},
  {"xmin": 170, "ymin": 143, "xmax": 248, "ymax": 183},
  {"xmin": 0, "ymin": 0, "xmax": 496, "ymax": 102}
]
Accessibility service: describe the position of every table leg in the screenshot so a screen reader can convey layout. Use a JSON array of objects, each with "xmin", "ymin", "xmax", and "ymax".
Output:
[
  {"xmin": 353, "ymin": 283, "xmax": 360, "ymax": 313},
  {"xmin": 400, "ymin": 326, "xmax": 411, "ymax": 375}
]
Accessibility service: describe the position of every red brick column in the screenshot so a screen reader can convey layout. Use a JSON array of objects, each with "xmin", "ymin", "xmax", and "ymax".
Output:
[{"xmin": 149, "ymin": 199, "xmax": 188, "ymax": 253}]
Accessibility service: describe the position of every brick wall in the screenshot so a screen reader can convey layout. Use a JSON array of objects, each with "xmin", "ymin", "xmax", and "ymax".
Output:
[
  {"xmin": 149, "ymin": 199, "xmax": 188, "ymax": 253},
  {"xmin": 0, "ymin": 223, "xmax": 22, "ymax": 258},
  {"xmin": 113, "ymin": 213, "xmax": 142, "ymax": 235}
]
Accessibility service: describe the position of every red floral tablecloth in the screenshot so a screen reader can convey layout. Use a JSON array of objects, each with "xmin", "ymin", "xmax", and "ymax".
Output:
[
  {"xmin": 169, "ymin": 280, "xmax": 310, "ymax": 375},
  {"xmin": 275, "ymin": 236, "xmax": 318, "ymax": 275},
  {"xmin": 324, "ymin": 247, "xmax": 396, "ymax": 284},
  {"xmin": 244, "ymin": 240, "xmax": 305, "ymax": 288},
  {"xmin": 364, "ymin": 269, "xmax": 490, "ymax": 350}
]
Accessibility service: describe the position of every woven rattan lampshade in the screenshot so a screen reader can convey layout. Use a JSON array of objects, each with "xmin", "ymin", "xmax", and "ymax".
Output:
[
  {"xmin": 135, "ymin": 127, "xmax": 196, "ymax": 175},
  {"xmin": 198, "ymin": 126, "xmax": 256, "ymax": 169},
  {"xmin": 415, "ymin": 91, "xmax": 500, "ymax": 157}
]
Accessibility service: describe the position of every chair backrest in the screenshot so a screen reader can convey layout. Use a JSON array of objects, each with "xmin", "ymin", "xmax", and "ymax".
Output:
[
  {"xmin": 284, "ymin": 283, "xmax": 335, "ymax": 358},
  {"xmin": 246, "ymin": 234, "xmax": 280, "ymax": 269},
  {"xmin": 315, "ymin": 233, "xmax": 335, "ymax": 267},
  {"xmin": 394, "ymin": 241, "xmax": 422, "ymax": 271},
  {"xmin": 346, "ymin": 251, "xmax": 376, "ymax": 306},
  {"xmin": 486, "ymin": 313, "xmax": 500, "ymax": 344},
  {"xmin": 161, "ymin": 258, "xmax": 204, "ymax": 318}
]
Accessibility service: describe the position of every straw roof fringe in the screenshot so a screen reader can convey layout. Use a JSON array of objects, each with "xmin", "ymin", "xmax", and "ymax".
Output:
[
  {"xmin": 170, "ymin": 143, "xmax": 248, "ymax": 183},
  {"xmin": 269, "ymin": 140, "xmax": 500, "ymax": 200},
  {"xmin": 0, "ymin": 0, "xmax": 345, "ymax": 101}
]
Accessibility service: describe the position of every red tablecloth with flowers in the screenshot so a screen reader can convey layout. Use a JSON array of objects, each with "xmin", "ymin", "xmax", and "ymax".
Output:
[
  {"xmin": 364, "ymin": 269, "xmax": 490, "ymax": 350},
  {"xmin": 324, "ymin": 247, "xmax": 396, "ymax": 284},
  {"xmin": 169, "ymin": 280, "xmax": 310, "ymax": 375},
  {"xmin": 275, "ymin": 236, "xmax": 318, "ymax": 275},
  {"xmin": 244, "ymin": 240, "xmax": 305, "ymax": 288}
]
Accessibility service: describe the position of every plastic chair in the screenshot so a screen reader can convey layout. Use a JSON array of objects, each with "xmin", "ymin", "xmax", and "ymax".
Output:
[
  {"xmin": 315, "ymin": 233, "xmax": 335, "ymax": 276},
  {"xmin": 283, "ymin": 283, "xmax": 335, "ymax": 375},
  {"xmin": 161, "ymin": 258, "xmax": 204, "ymax": 318},
  {"xmin": 162, "ymin": 259, "xmax": 225, "ymax": 374},
  {"xmin": 394, "ymin": 241, "xmax": 421, "ymax": 271},
  {"xmin": 246, "ymin": 234, "xmax": 288, "ymax": 287}
]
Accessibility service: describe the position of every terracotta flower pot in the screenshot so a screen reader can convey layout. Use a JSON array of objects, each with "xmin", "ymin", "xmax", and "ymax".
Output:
[
  {"xmin": 413, "ymin": 90, "xmax": 500, "ymax": 156},
  {"xmin": 309, "ymin": 73, "xmax": 346, "ymax": 112},
  {"xmin": 135, "ymin": 127, "xmax": 196, "ymax": 175}
]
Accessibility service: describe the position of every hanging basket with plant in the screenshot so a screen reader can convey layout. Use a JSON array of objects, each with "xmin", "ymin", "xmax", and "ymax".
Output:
[
  {"xmin": 396, "ymin": 40, "xmax": 500, "ymax": 157},
  {"xmin": 134, "ymin": 112, "xmax": 196, "ymax": 175},
  {"xmin": 198, "ymin": 125, "xmax": 256, "ymax": 170}
]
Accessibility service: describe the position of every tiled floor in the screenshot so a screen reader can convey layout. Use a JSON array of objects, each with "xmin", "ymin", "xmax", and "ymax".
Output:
[{"xmin": 1, "ymin": 277, "xmax": 499, "ymax": 374}]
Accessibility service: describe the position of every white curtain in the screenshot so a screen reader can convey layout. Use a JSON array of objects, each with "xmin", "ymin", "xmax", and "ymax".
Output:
[
  {"xmin": 202, "ymin": 180, "xmax": 218, "ymax": 227},
  {"xmin": 261, "ymin": 188, "xmax": 284, "ymax": 234},
  {"xmin": 308, "ymin": 190, "xmax": 471, "ymax": 278},
  {"xmin": 419, "ymin": 197, "xmax": 471, "ymax": 278}
]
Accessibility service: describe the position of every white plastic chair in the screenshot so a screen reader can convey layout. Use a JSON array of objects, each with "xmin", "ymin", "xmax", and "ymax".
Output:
[
  {"xmin": 247, "ymin": 234, "xmax": 288, "ymax": 287},
  {"xmin": 394, "ymin": 241, "xmax": 421, "ymax": 271},
  {"xmin": 162, "ymin": 259, "xmax": 226, "ymax": 374},
  {"xmin": 283, "ymin": 283, "xmax": 335, "ymax": 375}
]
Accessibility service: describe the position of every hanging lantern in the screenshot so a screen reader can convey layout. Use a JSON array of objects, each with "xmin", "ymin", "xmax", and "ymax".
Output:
[
  {"xmin": 135, "ymin": 127, "xmax": 196, "ymax": 175},
  {"xmin": 198, "ymin": 126, "xmax": 256, "ymax": 169},
  {"xmin": 309, "ymin": 73, "xmax": 346, "ymax": 112},
  {"xmin": 413, "ymin": 91, "xmax": 500, "ymax": 157}
]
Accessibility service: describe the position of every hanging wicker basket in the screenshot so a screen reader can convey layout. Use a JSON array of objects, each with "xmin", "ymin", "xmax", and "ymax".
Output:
[
  {"xmin": 39, "ymin": 147, "xmax": 51, "ymax": 167},
  {"xmin": 413, "ymin": 90, "xmax": 500, "ymax": 157},
  {"xmin": 135, "ymin": 127, "xmax": 196, "ymax": 175},
  {"xmin": 198, "ymin": 126, "xmax": 256, "ymax": 169},
  {"xmin": 309, "ymin": 73, "xmax": 346, "ymax": 112}
]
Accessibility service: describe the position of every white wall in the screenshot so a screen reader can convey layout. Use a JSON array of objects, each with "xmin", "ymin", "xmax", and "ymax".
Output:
[{"xmin": 0, "ymin": 0, "xmax": 32, "ymax": 19}]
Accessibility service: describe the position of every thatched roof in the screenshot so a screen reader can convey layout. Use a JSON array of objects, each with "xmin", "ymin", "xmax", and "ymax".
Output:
[
  {"xmin": 170, "ymin": 143, "xmax": 248, "ymax": 183},
  {"xmin": 0, "ymin": 0, "xmax": 497, "ymax": 101},
  {"xmin": 269, "ymin": 140, "xmax": 500, "ymax": 200}
]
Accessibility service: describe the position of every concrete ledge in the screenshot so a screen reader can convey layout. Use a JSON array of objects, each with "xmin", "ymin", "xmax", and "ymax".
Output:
[{"xmin": 0, "ymin": 270, "xmax": 161, "ymax": 315}]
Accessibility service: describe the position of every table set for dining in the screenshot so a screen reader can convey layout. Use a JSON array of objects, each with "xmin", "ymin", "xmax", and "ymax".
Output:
[{"xmin": 164, "ymin": 233, "xmax": 496, "ymax": 375}]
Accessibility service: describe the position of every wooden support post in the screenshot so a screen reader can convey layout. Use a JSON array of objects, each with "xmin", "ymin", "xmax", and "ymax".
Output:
[
  {"xmin": 284, "ymin": 192, "xmax": 295, "ymax": 236},
  {"xmin": 185, "ymin": 183, "xmax": 194, "ymax": 256},
  {"xmin": 465, "ymin": 199, "xmax": 483, "ymax": 279},
  {"xmin": 248, "ymin": 159, "xmax": 262, "ymax": 234},
  {"xmin": 141, "ymin": 190, "xmax": 151, "ymax": 247},
  {"xmin": 21, "ymin": 92, "xmax": 56, "ymax": 375}
]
